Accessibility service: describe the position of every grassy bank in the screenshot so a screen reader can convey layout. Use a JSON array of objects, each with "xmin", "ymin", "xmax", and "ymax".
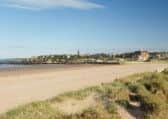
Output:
[{"xmin": 1, "ymin": 69, "xmax": 168, "ymax": 119}]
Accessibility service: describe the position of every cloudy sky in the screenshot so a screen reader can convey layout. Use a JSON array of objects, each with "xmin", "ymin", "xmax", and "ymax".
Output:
[
  {"xmin": 2, "ymin": 0, "xmax": 104, "ymax": 9},
  {"xmin": 0, "ymin": 0, "xmax": 168, "ymax": 58}
]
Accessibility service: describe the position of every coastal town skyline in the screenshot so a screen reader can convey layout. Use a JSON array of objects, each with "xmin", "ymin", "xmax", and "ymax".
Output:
[{"xmin": 0, "ymin": 0, "xmax": 168, "ymax": 58}]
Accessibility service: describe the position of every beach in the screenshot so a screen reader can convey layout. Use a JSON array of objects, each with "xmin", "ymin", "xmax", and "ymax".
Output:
[{"xmin": 0, "ymin": 63, "xmax": 168, "ymax": 113}]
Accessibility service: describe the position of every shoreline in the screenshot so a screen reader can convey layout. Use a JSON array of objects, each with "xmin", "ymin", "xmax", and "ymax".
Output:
[
  {"xmin": 0, "ymin": 64, "xmax": 105, "ymax": 77},
  {"xmin": 0, "ymin": 63, "xmax": 168, "ymax": 113}
]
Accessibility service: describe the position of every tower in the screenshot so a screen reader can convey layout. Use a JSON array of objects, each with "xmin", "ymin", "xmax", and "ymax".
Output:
[{"xmin": 77, "ymin": 50, "xmax": 80, "ymax": 57}]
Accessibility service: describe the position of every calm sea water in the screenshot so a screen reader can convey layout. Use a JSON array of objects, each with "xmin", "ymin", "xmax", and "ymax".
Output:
[
  {"xmin": 0, "ymin": 64, "xmax": 23, "ymax": 69},
  {"xmin": 0, "ymin": 64, "xmax": 91, "ymax": 72}
]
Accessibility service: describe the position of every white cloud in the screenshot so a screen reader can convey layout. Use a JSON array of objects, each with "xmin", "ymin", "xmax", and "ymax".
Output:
[{"xmin": 4, "ymin": 0, "xmax": 104, "ymax": 10}]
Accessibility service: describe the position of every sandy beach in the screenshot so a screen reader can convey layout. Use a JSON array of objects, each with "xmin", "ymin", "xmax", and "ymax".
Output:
[{"xmin": 0, "ymin": 63, "xmax": 168, "ymax": 113}]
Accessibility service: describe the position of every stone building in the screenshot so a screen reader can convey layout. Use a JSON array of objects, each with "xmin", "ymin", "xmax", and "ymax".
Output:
[{"xmin": 134, "ymin": 51, "xmax": 150, "ymax": 61}]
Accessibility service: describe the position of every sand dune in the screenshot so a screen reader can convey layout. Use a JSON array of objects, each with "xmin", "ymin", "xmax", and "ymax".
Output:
[{"xmin": 0, "ymin": 63, "xmax": 167, "ymax": 113}]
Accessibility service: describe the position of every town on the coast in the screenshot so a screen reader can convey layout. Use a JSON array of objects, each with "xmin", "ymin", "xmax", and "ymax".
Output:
[{"xmin": 3, "ymin": 50, "xmax": 168, "ymax": 65}]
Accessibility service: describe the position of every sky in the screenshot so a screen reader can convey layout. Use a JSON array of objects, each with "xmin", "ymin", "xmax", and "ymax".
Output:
[{"xmin": 0, "ymin": 0, "xmax": 168, "ymax": 58}]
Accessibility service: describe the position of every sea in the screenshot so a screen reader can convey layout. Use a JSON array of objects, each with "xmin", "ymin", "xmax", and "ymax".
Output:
[{"xmin": 0, "ymin": 64, "xmax": 23, "ymax": 69}]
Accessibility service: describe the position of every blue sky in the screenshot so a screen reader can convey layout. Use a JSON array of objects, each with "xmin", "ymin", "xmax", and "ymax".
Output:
[{"xmin": 0, "ymin": 0, "xmax": 168, "ymax": 58}]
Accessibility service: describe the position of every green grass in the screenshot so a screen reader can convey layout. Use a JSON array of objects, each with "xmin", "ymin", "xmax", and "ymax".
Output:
[
  {"xmin": 49, "ymin": 86, "xmax": 101, "ymax": 102},
  {"xmin": 0, "ymin": 102, "xmax": 62, "ymax": 119},
  {"xmin": 1, "ymin": 69, "xmax": 168, "ymax": 119}
]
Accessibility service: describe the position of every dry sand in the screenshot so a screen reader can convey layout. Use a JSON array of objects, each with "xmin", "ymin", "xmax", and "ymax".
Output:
[
  {"xmin": 0, "ymin": 63, "xmax": 167, "ymax": 113},
  {"xmin": 52, "ymin": 93, "xmax": 98, "ymax": 114}
]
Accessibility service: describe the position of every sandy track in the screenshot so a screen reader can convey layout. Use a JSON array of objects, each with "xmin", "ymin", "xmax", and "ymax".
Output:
[{"xmin": 0, "ymin": 63, "xmax": 167, "ymax": 113}]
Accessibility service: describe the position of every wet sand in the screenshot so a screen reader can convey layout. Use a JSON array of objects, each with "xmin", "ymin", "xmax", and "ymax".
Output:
[
  {"xmin": 0, "ymin": 63, "xmax": 167, "ymax": 113},
  {"xmin": 0, "ymin": 64, "xmax": 102, "ymax": 77}
]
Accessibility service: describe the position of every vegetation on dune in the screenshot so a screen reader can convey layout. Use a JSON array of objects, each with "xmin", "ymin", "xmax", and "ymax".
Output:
[
  {"xmin": 1, "ymin": 69, "xmax": 168, "ymax": 119},
  {"xmin": 65, "ymin": 104, "xmax": 120, "ymax": 119},
  {"xmin": 0, "ymin": 102, "xmax": 62, "ymax": 119},
  {"xmin": 50, "ymin": 86, "xmax": 101, "ymax": 102},
  {"xmin": 122, "ymin": 69, "xmax": 168, "ymax": 119}
]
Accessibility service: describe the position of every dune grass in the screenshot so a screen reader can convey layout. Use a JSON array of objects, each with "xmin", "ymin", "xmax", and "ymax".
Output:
[{"xmin": 1, "ymin": 68, "xmax": 168, "ymax": 119}]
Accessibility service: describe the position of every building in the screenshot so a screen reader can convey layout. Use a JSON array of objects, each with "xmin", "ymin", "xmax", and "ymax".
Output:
[
  {"xmin": 116, "ymin": 50, "xmax": 150, "ymax": 61},
  {"xmin": 134, "ymin": 51, "xmax": 150, "ymax": 61}
]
